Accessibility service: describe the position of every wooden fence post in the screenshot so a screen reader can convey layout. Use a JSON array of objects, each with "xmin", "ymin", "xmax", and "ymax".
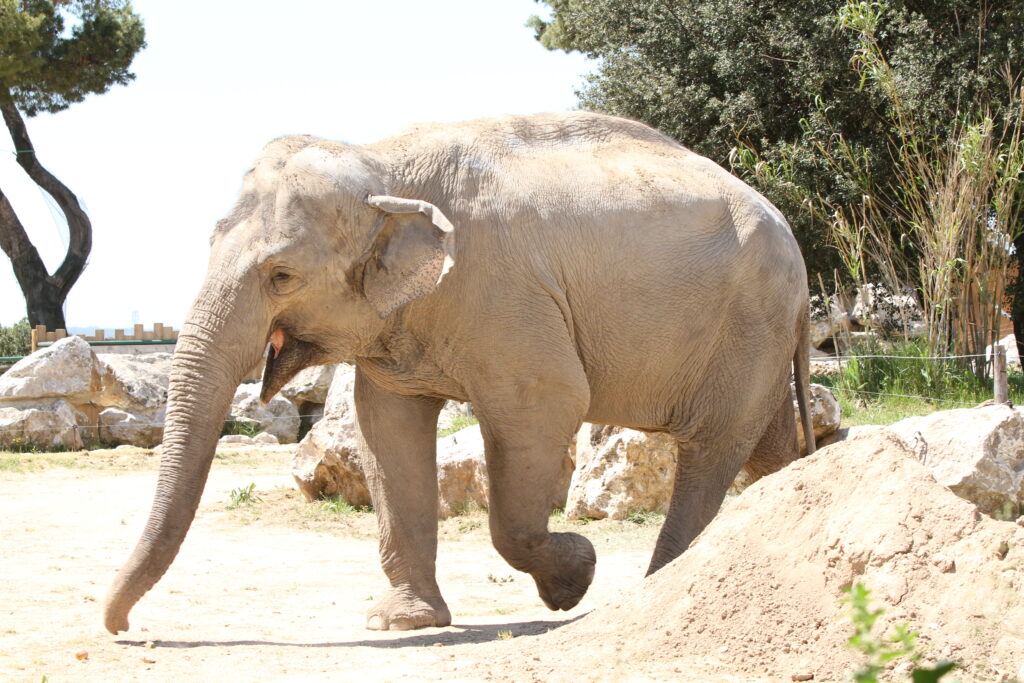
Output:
[{"xmin": 994, "ymin": 343, "xmax": 1009, "ymax": 405}]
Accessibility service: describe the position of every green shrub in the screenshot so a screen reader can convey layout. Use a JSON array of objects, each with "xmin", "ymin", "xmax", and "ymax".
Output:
[{"xmin": 0, "ymin": 318, "xmax": 31, "ymax": 357}]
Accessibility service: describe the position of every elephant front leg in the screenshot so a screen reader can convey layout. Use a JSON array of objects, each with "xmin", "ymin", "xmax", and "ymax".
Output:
[
  {"xmin": 475, "ymin": 373, "xmax": 594, "ymax": 611},
  {"xmin": 354, "ymin": 368, "xmax": 450, "ymax": 631}
]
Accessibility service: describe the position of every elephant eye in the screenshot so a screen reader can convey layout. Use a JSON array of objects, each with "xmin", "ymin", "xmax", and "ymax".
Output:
[{"xmin": 269, "ymin": 269, "xmax": 300, "ymax": 294}]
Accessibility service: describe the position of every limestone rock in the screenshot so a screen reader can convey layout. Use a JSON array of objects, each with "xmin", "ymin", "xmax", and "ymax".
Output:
[
  {"xmin": 97, "ymin": 353, "xmax": 171, "ymax": 412},
  {"xmin": 795, "ymin": 383, "xmax": 841, "ymax": 455},
  {"xmin": 291, "ymin": 366, "xmax": 369, "ymax": 506},
  {"xmin": 280, "ymin": 364, "xmax": 338, "ymax": 405},
  {"xmin": 565, "ymin": 425, "xmax": 676, "ymax": 520},
  {"xmin": 885, "ymin": 405, "xmax": 1024, "ymax": 517},
  {"xmin": 230, "ymin": 384, "xmax": 300, "ymax": 443},
  {"xmin": 0, "ymin": 399, "xmax": 83, "ymax": 450},
  {"xmin": 219, "ymin": 434, "xmax": 257, "ymax": 446},
  {"xmin": 436, "ymin": 425, "xmax": 488, "ymax": 518},
  {"xmin": 98, "ymin": 407, "xmax": 165, "ymax": 448},
  {"xmin": 0, "ymin": 336, "xmax": 102, "ymax": 405},
  {"xmin": 253, "ymin": 432, "xmax": 279, "ymax": 445}
]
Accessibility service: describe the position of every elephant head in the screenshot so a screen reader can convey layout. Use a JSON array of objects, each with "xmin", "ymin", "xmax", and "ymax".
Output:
[{"xmin": 103, "ymin": 137, "xmax": 455, "ymax": 633}]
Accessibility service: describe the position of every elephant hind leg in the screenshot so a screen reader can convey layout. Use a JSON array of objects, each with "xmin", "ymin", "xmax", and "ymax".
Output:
[
  {"xmin": 646, "ymin": 436, "xmax": 752, "ymax": 575},
  {"xmin": 742, "ymin": 390, "xmax": 799, "ymax": 482}
]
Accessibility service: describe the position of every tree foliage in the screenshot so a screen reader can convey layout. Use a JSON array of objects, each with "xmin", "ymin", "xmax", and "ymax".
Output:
[
  {"xmin": 0, "ymin": 0, "xmax": 144, "ymax": 115},
  {"xmin": 0, "ymin": 1, "xmax": 144, "ymax": 329},
  {"xmin": 0, "ymin": 317, "xmax": 31, "ymax": 356},
  {"xmin": 528, "ymin": 1, "xmax": 1024, "ymax": 280}
]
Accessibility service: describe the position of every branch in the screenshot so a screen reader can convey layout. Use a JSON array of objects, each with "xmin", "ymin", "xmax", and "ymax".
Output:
[{"xmin": 1, "ymin": 103, "xmax": 92, "ymax": 298}]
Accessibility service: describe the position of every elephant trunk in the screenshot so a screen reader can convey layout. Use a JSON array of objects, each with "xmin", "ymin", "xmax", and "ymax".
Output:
[{"xmin": 104, "ymin": 272, "xmax": 265, "ymax": 634}]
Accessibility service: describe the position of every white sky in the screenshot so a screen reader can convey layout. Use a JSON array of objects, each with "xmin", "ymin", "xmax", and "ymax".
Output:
[{"xmin": 0, "ymin": 0, "xmax": 591, "ymax": 328}]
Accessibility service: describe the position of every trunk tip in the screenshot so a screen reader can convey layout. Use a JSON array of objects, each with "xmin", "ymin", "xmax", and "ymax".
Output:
[{"xmin": 104, "ymin": 604, "xmax": 130, "ymax": 635}]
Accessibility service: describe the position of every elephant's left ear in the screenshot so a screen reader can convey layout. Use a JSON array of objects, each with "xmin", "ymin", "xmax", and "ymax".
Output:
[{"xmin": 356, "ymin": 194, "xmax": 455, "ymax": 318}]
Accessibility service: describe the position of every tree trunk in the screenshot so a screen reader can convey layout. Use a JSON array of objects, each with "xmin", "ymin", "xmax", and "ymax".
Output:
[
  {"xmin": 1011, "ymin": 236, "xmax": 1024, "ymax": 363},
  {"xmin": 0, "ymin": 102, "xmax": 92, "ymax": 329}
]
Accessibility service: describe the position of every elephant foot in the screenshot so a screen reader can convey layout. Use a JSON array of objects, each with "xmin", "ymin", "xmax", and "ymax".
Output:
[
  {"xmin": 531, "ymin": 532, "xmax": 596, "ymax": 611},
  {"xmin": 365, "ymin": 586, "xmax": 451, "ymax": 631}
]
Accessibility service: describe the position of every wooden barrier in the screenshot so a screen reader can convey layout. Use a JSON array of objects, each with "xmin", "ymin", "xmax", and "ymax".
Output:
[{"xmin": 30, "ymin": 323, "xmax": 180, "ymax": 353}]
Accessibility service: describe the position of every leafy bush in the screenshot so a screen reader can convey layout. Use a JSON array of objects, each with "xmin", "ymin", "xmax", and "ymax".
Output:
[
  {"xmin": 844, "ymin": 583, "xmax": 954, "ymax": 682},
  {"xmin": 0, "ymin": 318, "xmax": 31, "ymax": 357}
]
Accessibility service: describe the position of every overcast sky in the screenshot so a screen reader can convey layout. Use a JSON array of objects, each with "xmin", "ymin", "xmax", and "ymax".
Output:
[{"xmin": 0, "ymin": 0, "xmax": 592, "ymax": 328}]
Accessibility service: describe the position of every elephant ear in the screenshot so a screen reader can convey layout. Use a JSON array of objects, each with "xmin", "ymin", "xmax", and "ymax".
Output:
[{"xmin": 357, "ymin": 194, "xmax": 455, "ymax": 318}]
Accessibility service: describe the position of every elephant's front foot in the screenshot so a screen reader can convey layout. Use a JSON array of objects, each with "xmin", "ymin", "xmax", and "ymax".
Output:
[
  {"xmin": 530, "ymin": 532, "xmax": 596, "ymax": 611},
  {"xmin": 365, "ymin": 586, "xmax": 451, "ymax": 631}
]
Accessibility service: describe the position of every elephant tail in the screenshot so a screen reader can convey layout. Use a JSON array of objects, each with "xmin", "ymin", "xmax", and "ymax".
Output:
[{"xmin": 794, "ymin": 307, "xmax": 816, "ymax": 455}]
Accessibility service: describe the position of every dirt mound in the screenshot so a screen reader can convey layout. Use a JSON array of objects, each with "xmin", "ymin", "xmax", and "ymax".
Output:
[{"xmin": 489, "ymin": 431, "xmax": 1024, "ymax": 682}]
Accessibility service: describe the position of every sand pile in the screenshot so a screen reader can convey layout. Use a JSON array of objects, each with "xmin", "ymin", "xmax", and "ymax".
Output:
[{"xmin": 488, "ymin": 431, "xmax": 1024, "ymax": 682}]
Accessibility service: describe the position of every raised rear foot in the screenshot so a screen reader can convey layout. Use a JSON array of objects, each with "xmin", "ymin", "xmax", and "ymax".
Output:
[
  {"xmin": 530, "ymin": 532, "xmax": 596, "ymax": 611},
  {"xmin": 365, "ymin": 586, "xmax": 451, "ymax": 631}
]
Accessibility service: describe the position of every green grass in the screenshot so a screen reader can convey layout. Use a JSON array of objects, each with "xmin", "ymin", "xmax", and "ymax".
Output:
[
  {"xmin": 226, "ymin": 482, "xmax": 261, "ymax": 509},
  {"xmin": 437, "ymin": 416, "xmax": 479, "ymax": 438},
  {"xmin": 813, "ymin": 337, "xmax": 1022, "ymax": 427}
]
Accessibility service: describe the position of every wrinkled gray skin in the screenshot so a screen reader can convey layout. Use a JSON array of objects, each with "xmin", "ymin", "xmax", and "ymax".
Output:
[{"xmin": 104, "ymin": 112, "xmax": 816, "ymax": 634}]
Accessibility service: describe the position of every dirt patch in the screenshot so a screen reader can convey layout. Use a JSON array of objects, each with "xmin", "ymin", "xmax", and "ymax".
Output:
[
  {"xmin": 0, "ymin": 450, "xmax": 659, "ymax": 682},
  {"xmin": 490, "ymin": 431, "xmax": 1024, "ymax": 682}
]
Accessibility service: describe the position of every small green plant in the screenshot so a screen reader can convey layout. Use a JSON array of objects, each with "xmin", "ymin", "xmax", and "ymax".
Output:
[
  {"xmin": 226, "ymin": 483, "xmax": 261, "ymax": 509},
  {"xmin": 221, "ymin": 419, "xmax": 263, "ymax": 439},
  {"xmin": 844, "ymin": 583, "xmax": 955, "ymax": 682},
  {"xmin": 497, "ymin": 629, "xmax": 513, "ymax": 641},
  {"xmin": 437, "ymin": 415, "xmax": 479, "ymax": 438},
  {"xmin": 318, "ymin": 495, "xmax": 356, "ymax": 515},
  {"xmin": 625, "ymin": 509, "xmax": 663, "ymax": 526}
]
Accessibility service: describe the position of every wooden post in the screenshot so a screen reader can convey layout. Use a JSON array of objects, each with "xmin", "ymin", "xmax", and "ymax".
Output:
[
  {"xmin": 114, "ymin": 329, "xmax": 125, "ymax": 340},
  {"xmin": 32, "ymin": 325, "xmax": 45, "ymax": 352},
  {"xmin": 994, "ymin": 343, "xmax": 1009, "ymax": 405}
]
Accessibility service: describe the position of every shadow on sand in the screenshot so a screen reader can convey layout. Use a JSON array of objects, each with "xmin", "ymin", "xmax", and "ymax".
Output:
[{"xmin": 115, "ymin": 615, "xmax": 584, "ymax": 650}]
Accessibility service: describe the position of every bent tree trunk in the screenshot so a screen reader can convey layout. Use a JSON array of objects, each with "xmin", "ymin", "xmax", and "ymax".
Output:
[{"xmin": 0, "ymin": 103, "xmax": 92, "ymax": 329}]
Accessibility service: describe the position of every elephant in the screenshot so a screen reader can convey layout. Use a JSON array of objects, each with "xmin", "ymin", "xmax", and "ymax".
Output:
[{"xmin": 104, "ymin": 111, "xmax": 815, "ymax": 634}]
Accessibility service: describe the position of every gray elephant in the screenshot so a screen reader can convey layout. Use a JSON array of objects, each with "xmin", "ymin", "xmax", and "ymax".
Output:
[{"xmin": 104, "ymin": 112, "xmax": 815, "ymax": 634}]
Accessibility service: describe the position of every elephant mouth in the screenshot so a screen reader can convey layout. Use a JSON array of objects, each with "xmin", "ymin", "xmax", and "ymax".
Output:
[{"xmin": 260, "ymin": 327, "xmax": 323, "ymax": 402}]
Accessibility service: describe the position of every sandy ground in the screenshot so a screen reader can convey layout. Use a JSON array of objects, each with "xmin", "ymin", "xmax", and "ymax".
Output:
[{"xmin": 0, "ymin": 450, "xmax": 658, "ymax": 682}]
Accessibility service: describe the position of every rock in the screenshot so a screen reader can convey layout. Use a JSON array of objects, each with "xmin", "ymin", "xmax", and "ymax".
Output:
[
  {"xmin": 885, "ymin": 405, "xmax": 1024, "ymax": 517},
  {"xmin": 280, "ymin": 364, "xmax": 338, "ymax": 404},
  {"xmin": 218, "ymin": 434, "xmax": 256, "ymax": 446},
  {"xmin": 97, "ymin": 353, "xmax": 172, "ymax": 412},
  {"xmin": 98, "ymin": 407, "xmax": 165, "ymax": 448},
  {"xmin": 796, "ymin": 383, "xmax": 841, "ymax": 454},
  {"xmin": 0, "ymin": 336, "xmax": 102, "ymax": 405},
  {"xmin": 0, "ymin": 399, "xmax": 83, "ymax": 450},
  {"xmin": 565, "ymin": 425, "xmax": 676, "ymax": 520},
  {"xmin": 850, "ymin": 283, "xmax": 922, "ymax": 333},
  {"xmin": 229, "ymin": 384, "xmax": 300, "ymax": 443},
  {"xmin": 816, "ymin": 424, "xmax": 882, "ymax": 449},
  {"xmin": 291, "ymin": 366, "xmax": 370, "ymax": 506},
  {"xmin": 253, "ymin": 432, "xmax": 279, "ymax": 445},
  {"xmin": 435, "ymin": 425, "xmax": 489, "ymax": 517}
]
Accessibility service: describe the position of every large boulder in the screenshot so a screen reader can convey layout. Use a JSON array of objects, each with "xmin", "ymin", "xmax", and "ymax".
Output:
[
  {"xmin": 886, "ymin": 405, "xmax": 1024, "ymax": 517},
  {"xmin": 565, "ymin": 425, "xmax": 676, "ymax": 520},
  {"xmin": 97, "ymin": 407, "xmax": 165, "ymax": 449},
  {"xmin": 280, "ymin": 364, "xmax": 338, "ymax": 405},
  {"xmin": 0, "ymin": 336, "xmax": 102, "ymax": 405},
  {"xmin": 435, "ymin": 425, "xmax": 489, "ymax": 517},
  {"xmin": 97, "ymin": 352, "xmax": 171, "ymax": 412},
  {"xmin": 797, "ymin": 383, "xmax": 841, "ymax": 454},
  {"xmin": 291, "ymin": 366, "xmax": 370, "ymax": 505},
  {"xmin": 229, "ymin": 383, "xmax": 301, "ymax": 443},
  {"xmin": 0, "ymin": 399, "xmax": 84, "ymax": 451}
]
